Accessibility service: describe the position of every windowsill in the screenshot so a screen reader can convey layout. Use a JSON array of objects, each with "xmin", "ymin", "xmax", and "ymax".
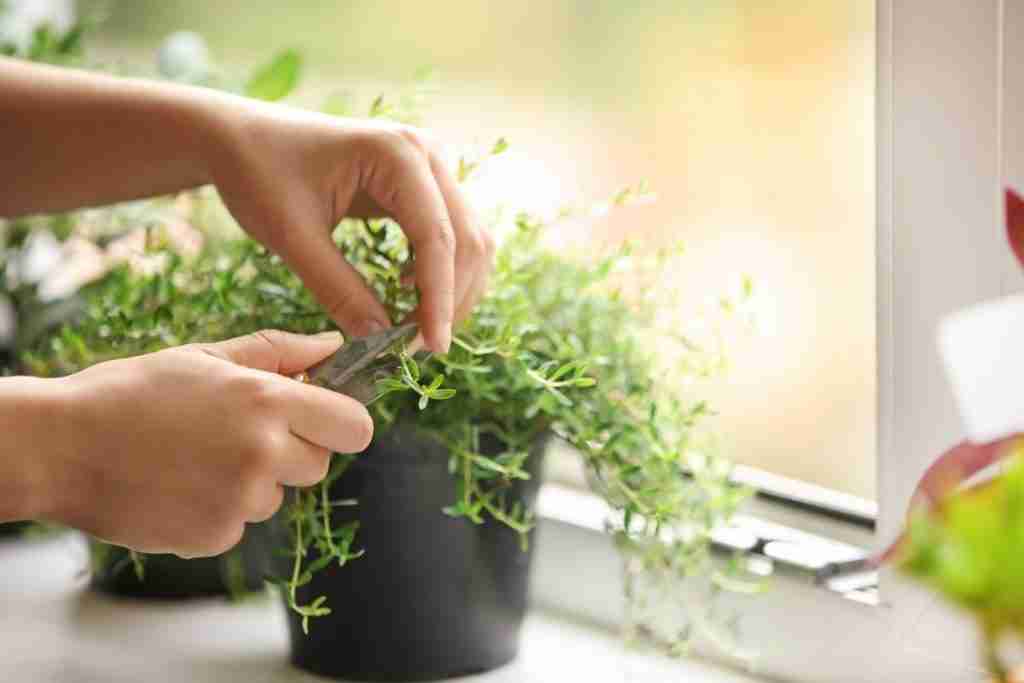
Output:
[
  {"xmin": 0, "ymin": 474, "xmax": 880, "ymax": 683},
  {"xmin": 531, "ymin": 483, "xmax": 885, "ymax": 681},
  {"xmin": 0, "ymin": 532, "xmax": 758, "ymax": 683},
  {"xmin": 535, "ymin": 481, "xmax": 878, "ymax": 603}
]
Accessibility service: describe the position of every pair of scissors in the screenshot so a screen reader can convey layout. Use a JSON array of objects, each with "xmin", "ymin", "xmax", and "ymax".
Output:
[{"xmin": 300, "ymin": 323, "xmax": 419, "ymax": 404}]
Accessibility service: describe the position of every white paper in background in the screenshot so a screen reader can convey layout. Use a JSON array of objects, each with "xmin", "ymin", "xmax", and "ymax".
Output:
[{"xmin": 938, "ymin": 293, "xmax": 1024, "ymax": 444}]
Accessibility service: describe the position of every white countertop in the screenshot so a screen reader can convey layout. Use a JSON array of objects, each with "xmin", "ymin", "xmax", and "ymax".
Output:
[{"xmin": 0, "ymin": 532, "xmax": 760, "ymax": 683}]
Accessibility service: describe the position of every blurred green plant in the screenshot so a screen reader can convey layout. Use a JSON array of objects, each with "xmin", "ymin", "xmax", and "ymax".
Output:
[
  {"xmin": 245, "ymin": 48, "xmax": 302, "ymax": 101},
  {"xmin": 0, "ymin": 15, "xmax": 85, "ymax": 63},
  {"xmin": 901, "ymin": 442, "xmax": 1024, "ymax": 682}
]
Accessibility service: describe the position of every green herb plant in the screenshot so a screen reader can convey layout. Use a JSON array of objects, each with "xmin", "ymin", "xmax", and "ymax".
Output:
[
  {"xmin": 26, "ymin": 182, "xmax": 762, "ymax": 655},
  {"xmin": 901, "ymin": 442, "xmax": 1024, "ymax": 682},
  {"xmin": 13, "ymin": 15, "xmax": 762, "ymax": 660}
]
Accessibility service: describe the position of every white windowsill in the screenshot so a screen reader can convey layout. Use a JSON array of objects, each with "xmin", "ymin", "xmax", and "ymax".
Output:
[{"xmin": 0, "ymin": 531, "xmax": 756, "ymax": 682}]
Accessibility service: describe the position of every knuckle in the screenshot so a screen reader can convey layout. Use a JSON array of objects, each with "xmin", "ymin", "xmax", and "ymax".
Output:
[
  {"xmin": 396, "ymin": 125, "xmax": 431, "ymax": 156},
  {"xmin": 465, "ymin": 231, "xmax": 487, "ymax": 260},
  {"xmin": 241, "ymin": 435, "xmax": 281, "ymax": 478},
  {"xmin": 321, "ymin": 294, "xmax": 358, "ymax": 327},
  {"xmin": 481, "ymin": 229, "xmax": 497, "ymax": 259},
  {"xmin": 239, "ymin": 476, "xmax": 266, "ymax": 514},
  {"xmin": 203, "ymin": 522, "xmax": 246, "ymax": 556},
  {"xmin": 433, "ymin": 218, "xmax": 457, "ymax": 254},
  {"xmin": 226, "ymin": 372, "xmax": 267, "ymax": 400},
  {"xmin": 246, "ymin": 484, "xmax": 284, "ymax": 523},
  {"xmin": 306, "ymin": 450, "xmax": 331, "ymax": 483},
  {"xmin": 246, "ymin": 380, "xmax": 284, "ymax": 415},
  {"xmin": 375, "ymin": 127, "xmax": 423, "ymax": 166}
]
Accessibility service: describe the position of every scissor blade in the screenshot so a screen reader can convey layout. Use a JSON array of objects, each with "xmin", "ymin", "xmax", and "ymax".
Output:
[
  {"xmin": 324, "ymin": 350, "xmax": 434, "ymax": 405},
  {"xmin": 307, "ymin": 323, "xmax": 417, "ymax": 392}
]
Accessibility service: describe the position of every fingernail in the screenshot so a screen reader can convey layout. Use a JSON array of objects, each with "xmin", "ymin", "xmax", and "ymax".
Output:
[
  {"xmin": 315, "ymin": 330, "xmax": 344, "ymax": 342},
  {"xmin": 407, "ymin": 333, "xmax": 425, "ymax": 355},
  {"xmin": 436, "ymin": 325, "xmax": 452, "ymax": 354}
]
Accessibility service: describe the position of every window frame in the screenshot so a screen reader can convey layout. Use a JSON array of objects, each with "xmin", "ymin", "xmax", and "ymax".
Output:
[{"xmin": 529, "ymin": 2, "xmax": 1018, "ymax": 680}]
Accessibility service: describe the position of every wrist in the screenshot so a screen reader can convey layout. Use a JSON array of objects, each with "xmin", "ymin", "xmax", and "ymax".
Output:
[
  {"xmin": 0, "ymin": 376, "xmax": 76, "ymax": 523},
  {"xmin": 180, "ymin": 85, "xmax": 255, "ymax": 189}
]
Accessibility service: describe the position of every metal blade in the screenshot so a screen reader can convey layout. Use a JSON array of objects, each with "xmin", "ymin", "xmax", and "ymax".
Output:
[{"xmin": 306, "ymin": 323, "xmax": 418, "ymax": 393}]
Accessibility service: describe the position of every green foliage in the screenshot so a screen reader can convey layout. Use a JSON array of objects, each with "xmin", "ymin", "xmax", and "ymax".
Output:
[
  {"xmin": 0, "ymin": 1, "xmax": 107, "ymax": 65},
  {"xmin": 244, "ymin": 49, "xmax": 302, "ymax": 101},
  {"xmin": 901, "ymin": 442, "xmax": 1024, "ymax": 681}
]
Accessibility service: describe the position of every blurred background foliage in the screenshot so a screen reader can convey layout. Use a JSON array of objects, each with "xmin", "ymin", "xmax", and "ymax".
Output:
[{"xmin": 9, "ymin": 1, "xmax": 876, "ymax": 497}]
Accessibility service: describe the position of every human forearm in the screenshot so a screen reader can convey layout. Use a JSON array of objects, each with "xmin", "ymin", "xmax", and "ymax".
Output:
[
  {"xmin": 0, "ymin": 54, "xmax": 491, "ymax": 353},
  {"xmin": 0, "ymin": 56, "xmax": 218, "ymax": 216},
  {"xmin": 0, "ymin": 376, "xmax": 70, "ymax": 523}
]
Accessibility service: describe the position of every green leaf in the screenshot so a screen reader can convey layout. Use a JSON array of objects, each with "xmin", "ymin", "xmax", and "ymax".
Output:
[
  {"xmin": 550, "ymin": 361, "xmax": 576, "ymax": 382},
  {"xmin": 376, "ymin": 378, "xmax": 408, "ymax": 392},
  {"xmin": 245, "ymin": 50, "xmax": 303, "ymax": 101},
  {"xmin": 369, "ymin": 95, "xmax": 387, "ymax": 118},
  {"xmin": 322, "ymin": 90, "xmax": 355, "ymax": 117},
  {"xmin": 57, "ymin": 24, "xmax": 84, "ymax": 56},
  {"xmin": 442, "ymin": 503, "xmax": 466, "ymax": 518}
]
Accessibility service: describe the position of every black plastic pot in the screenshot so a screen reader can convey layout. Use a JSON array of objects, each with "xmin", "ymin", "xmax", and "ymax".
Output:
[
  {"xmin": 92, "ymin": 522, "xmax": 272, "ymax": 600},
  {"xmin": 284, "ymin": 426, "xmax": 546, "ymax": 681},
  {"xmin": 0, "ymin": 521, "xmax": 31, "ymax": 539}
]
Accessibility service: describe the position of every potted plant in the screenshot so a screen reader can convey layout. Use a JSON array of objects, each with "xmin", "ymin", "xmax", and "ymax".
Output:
[
  {"xmin": 27, "ymin": 175, "xmax": 759, "ymax": 678},
  {"xmin": 897, "ymin": 188, "xmax": 1024, "ymax": 682}
]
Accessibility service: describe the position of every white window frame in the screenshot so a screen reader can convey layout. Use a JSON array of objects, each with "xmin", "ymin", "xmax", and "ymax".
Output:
[{"xmin": 528, "ymin": 2, "xmax": 1022, "ymax": 681}]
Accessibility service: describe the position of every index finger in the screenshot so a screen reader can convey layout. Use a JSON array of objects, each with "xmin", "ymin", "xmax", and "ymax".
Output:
[
  {"xmin": 366, "ymin": 143, "xmax": 455, "ymax": 353},
  {"xmin": 273, "ymin": 375, "xmax": 374, "ymax": 454}
]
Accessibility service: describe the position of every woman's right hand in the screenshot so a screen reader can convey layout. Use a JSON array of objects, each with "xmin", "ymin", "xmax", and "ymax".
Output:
[{"xmin": 37, "ymin": 330, "xmax": 372, "ymax": 558}]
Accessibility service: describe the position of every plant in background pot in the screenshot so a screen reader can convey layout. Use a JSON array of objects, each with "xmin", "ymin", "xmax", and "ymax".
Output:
[
  {"xmin": 897, "ymin": 189, "xmax": 1024, "ymax": 682},
  {"xmin": 900, "ymin": 442, "xmax": 1024, "ymax": 683}
]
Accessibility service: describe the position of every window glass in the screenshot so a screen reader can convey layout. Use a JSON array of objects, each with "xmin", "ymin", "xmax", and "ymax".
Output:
[{"xmin": 91, "ymin": 0, "xmax": 876, "ymax": 499}]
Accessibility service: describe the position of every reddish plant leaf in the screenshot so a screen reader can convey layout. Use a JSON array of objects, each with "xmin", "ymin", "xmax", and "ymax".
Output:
[
  {"xmin": 1007, "ymin": 187, "xmax": 1024, "ymax": 269},
  {"xmin": 876, "ymin": 436, "xmax": 1018, "ymax": 565}
]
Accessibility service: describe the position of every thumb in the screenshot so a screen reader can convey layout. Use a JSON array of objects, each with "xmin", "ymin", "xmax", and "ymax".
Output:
[{"xmin": 201, "ymin": 329, "xmax": 343, "ymax": 375}]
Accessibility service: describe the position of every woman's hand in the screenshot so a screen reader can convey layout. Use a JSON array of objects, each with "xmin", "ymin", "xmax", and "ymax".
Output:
[
  {"xmin": 205, "ymin": 107, "xmax": 494, "ymax": 354},
  {"xmin": 7, "ymin": 330, "xmax": 372, "ymax": 558}
]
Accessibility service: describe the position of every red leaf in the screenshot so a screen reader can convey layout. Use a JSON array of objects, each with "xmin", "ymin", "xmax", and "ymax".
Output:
[
  {"xmin": 1006, "ymin": 187, "xmax": 1024, "ymax": 269},
  {"xmin": 875, "ymin": 436, "xmax": 1018, "ymax": 566}
]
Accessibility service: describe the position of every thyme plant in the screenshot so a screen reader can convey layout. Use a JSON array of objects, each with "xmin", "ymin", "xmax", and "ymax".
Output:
[{"xmin": 26, "ymin": 185, "xmax": 759, "ymax": 651}]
